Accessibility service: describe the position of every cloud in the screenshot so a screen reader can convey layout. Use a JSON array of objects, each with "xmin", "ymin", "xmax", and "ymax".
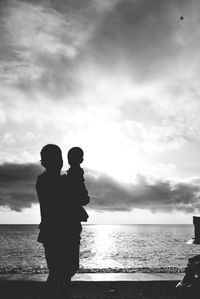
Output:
[
  {"xmin": 0, "ymin": 162, "xmax": 199, "ymax": 214},
  {"xmin": 0, "ymin": 0, "xmax": 199, "ymax": 109},
  {"xmin": 0, "ymin": 0, "xmax": 97, "ymax": 99},
  {"xmin": 1, "ymin": 0, "xmax": 198, "ymax": 100},
  {"xmin": 0, "ymin": 163, "xmax": 41, "ymax": 211},
  {"xmin": 85, "ymin": 170, "xmax": 200, "ymax": 213},
  {"xmin": 86, "ymin": 0, "xmax": 198, "ymax": 80},
  {"xmin": 0, "ymin": 0, "xmax": 200, "ymax": 205}
]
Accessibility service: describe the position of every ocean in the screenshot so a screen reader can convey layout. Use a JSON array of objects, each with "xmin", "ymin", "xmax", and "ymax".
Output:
[{"xmin": 0, "ymin": 224, "xmax": 199, "ymax": 274}]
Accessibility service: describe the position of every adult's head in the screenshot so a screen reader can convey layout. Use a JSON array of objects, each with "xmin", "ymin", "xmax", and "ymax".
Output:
[{"xmin": 40, "ymin": 144, "xmax": 63, "ymax": 173}]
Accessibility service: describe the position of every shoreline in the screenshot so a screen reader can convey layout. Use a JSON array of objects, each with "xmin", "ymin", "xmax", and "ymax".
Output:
[{"xmin": 0, "ymin": 267, "xmax": 185, "ymax": 274}]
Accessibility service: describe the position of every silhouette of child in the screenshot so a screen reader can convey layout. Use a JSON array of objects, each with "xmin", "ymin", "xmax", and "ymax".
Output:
[{"xmin": 66, "ymin": 147, "xmax": 90, "ymax": 222}]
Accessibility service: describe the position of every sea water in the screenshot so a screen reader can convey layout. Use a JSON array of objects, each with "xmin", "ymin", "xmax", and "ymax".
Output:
[{"xmin": 0, "ymin": 224, "xmax": 199, "ymax": 273}]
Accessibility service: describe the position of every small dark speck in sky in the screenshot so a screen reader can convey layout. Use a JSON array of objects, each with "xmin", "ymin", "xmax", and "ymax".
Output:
[{"xmin": 180, "ymin": 16, "xmax": 184, "ymax": 20}]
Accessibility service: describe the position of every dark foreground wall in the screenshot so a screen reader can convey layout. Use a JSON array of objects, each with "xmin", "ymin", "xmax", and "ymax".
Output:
[
  {"xmin": 0, "ymin": 273, "xmax": 199, "ymax": 299},
  {"xmin": 0, "ymin": 280, "xmax": 184, "ymax": 299}
]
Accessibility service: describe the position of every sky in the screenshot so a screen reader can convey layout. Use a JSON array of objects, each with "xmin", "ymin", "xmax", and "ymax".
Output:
[{"xmin": 0, "ymin": 0, "xmax": 200, "ymax": 224}]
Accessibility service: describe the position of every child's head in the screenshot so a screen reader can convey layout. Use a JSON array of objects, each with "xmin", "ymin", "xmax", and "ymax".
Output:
[
  {"xmin": 68, "ymin": 147, "xmax": 84, "ymax": 166},
  {"xmin": 40, "ymin": 144, "xmax": 63, "ymax": 172}
]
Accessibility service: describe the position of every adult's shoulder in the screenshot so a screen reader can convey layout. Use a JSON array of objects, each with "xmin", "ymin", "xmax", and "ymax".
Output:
[
  {"xmin": 36, "ymin": 172, "xmax": 47, "ymax": 185},
  {"xmin": 35, "ymin": 172, "xmax": 46, "ymax": 194},
  {"xmin": 37, "ymin": 172, "xmax": 47, "ymax": 180}
]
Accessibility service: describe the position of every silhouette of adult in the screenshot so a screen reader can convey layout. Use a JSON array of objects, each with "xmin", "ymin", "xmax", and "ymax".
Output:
[{"xmin": 36, "ymin": 144, "xmax": 82, "ymax": 298}]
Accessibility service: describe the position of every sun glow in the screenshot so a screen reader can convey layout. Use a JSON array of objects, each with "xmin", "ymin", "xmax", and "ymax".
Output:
[{"xmin": 62, "ymin": 121, "xmax": 148, "ymax": 183}]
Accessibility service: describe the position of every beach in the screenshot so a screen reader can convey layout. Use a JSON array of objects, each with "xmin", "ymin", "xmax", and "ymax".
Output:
[{"xmin": 0, "ymin": 273, "xmax": 185, "ymax": 299}]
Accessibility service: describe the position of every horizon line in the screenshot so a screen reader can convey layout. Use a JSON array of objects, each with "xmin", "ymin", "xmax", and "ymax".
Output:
[{"xmin": 0, "ymin": 223, "xmax": 193, "ymax": 225}]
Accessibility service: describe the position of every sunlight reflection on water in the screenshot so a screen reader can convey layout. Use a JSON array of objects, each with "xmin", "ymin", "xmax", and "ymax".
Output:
[
  {"xmin": 80, "ymin": 224, "xmax": 200, "ymax": 270},
  {"xmin": 90, "ymin": 225, "xmax": 122, "ymax": 268}
]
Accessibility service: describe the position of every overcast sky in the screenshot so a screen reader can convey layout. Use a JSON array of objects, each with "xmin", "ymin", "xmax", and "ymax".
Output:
[{"xmin": 1, "ymin": 0, "xmax": 200, "ymax": 224}]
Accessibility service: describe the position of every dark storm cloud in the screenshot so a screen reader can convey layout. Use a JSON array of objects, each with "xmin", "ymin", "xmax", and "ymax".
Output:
[
  {"xmin": 0, "ymin": 163, "xmax": 199, "ymax": 213},
  {"xmin": 85, "ymin": 171, "xmax": 200, "ymax": 213},
  {"xmin": 0, "ymin": 163, "xmax": 41, "ymax": 211},
  {"xmin": 0, "ymin": 163, "xmax": 41, "ymax": 182}
]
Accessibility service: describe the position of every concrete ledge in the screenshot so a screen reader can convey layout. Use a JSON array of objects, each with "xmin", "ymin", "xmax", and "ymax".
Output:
[{"xmin": 0, "ymin": 272, "xmax": 184, "ymax": 282}]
